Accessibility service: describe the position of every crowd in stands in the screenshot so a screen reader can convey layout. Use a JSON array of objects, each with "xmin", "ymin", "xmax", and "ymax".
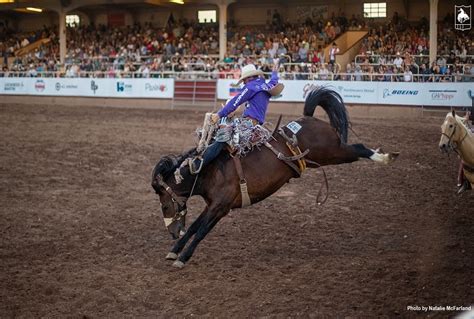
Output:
[{"xmin": 0, "ymin": 10, "xmax": 472, "ymax": 82}]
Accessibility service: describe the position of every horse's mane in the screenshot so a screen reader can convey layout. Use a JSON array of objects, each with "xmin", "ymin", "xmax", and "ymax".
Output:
[
  {"xmin": 152, "ymin": 148, "xmax": 198, "ymax": 181},
  {"xmin": 448, "ymin": 113, "xmax": 472, "ymax": 133}
]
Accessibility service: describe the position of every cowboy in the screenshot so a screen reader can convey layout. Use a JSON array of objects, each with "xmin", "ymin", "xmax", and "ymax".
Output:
[
  {"xmin": 457, "ymin": 111, "xmax": 474, "ymax": 194},
  {"xmin": 190, "ymin": 61, "xmax": 284, "ymax": 174}
]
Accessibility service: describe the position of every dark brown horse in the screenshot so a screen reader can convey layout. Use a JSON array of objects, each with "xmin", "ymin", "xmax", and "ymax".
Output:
[{"xmin": 152, "ymin": 88, "xmax": 398, "ymax": 268}]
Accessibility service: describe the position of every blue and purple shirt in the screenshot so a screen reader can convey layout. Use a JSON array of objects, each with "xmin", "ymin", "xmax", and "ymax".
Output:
[{"xmin": 218, "ymin": 71, "xmax": 279, "ymax": 124}]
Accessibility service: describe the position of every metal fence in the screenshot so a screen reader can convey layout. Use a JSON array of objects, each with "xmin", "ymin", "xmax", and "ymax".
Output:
[{"xmin": 1, "ymin": 70, "xmax": 472, "ymax": 83}]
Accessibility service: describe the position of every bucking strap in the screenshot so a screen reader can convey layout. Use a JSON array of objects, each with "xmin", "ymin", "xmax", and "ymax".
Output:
[
  {"xmin": 285, "ymin": 142, "xmax": 308, "ymax": 173},
  {"xmin": 231, "ymin": 155, "xmax": 252, "ymax": 208},
  {"xmin": 264, "ymin": 141, "xmax": 306, "ymax": 177}
]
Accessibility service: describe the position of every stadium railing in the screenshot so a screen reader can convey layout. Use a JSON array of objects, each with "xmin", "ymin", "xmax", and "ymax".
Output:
[{"xmin": 0, "ymin": 71, "xmax": 472, "ymax": 82}]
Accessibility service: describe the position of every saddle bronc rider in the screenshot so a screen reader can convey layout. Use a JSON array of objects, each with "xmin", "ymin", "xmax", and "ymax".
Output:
[{"xmin": 190, "ymin": 61, "xmax": 283, "ymax": 174}]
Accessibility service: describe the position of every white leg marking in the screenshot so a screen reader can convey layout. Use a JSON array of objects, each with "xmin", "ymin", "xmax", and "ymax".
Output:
[
  {"xmin": 163, "ymin": 218, "xmax": 174, "ymax": 227},
  {"xmin": 370, "ymin": 149, "xmax": 391, "ymax": 164},
  {"xmin": 172, "ymin": 260, "xmax": 185, "ymax": 268}
]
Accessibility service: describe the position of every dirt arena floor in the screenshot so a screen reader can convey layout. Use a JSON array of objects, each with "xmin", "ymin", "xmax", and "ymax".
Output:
[{"xmin": 0, "ymin": 102, "xmax": 472, "ymax": 318}]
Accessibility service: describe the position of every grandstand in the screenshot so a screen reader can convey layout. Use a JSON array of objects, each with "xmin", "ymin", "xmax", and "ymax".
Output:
[
  {"xmin": 0, "ymin": 0, "xmax": 472, "ymax": 79},
  {"xmin": 0, "ymin": 0, "xmax": 472, "ymax": 107}
]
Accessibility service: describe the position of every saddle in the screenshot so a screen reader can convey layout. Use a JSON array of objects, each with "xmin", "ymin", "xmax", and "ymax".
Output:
[{"xmin": 177, "ymin": 113, "xmax": 309, "ymax": 208}]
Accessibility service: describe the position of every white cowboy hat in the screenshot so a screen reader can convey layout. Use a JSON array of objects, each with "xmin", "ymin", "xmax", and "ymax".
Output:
[{"xmin": 238, "ymin": 64, "xmax": 264, "ymax": 84}]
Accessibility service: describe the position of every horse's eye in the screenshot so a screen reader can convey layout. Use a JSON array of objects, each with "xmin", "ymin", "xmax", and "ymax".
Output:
[{"xmin": 449, "ymin": 124, "xmax": 453, "ymax": 128}]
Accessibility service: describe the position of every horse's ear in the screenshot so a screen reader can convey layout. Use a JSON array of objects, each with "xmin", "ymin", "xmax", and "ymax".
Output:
[{"xmin": 452, "ymin": 110, "xmax": 456, "ymax": 117}]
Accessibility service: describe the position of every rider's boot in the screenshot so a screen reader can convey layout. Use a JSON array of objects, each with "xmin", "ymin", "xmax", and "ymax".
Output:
[{"xmin": 190, "ymin": 142, "xmax": 225, "ymax": 175}]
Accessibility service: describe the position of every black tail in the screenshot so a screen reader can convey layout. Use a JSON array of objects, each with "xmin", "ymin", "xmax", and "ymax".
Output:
[{"xmin": 303, "ymin": 87, "xmax": 349, "ymax": 143}]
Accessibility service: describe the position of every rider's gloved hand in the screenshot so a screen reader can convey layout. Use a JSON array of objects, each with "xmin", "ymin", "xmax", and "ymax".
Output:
[{"xmin": 272, "ymin": 58, "xmax": 280, "ymax": 72}]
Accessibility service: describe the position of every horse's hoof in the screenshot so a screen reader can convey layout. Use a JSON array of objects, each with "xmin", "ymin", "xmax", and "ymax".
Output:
[
  {"xmin": 389, "ymin": 152, "xmax": 400, "ymax": 162},
  {"xmin": 172, "ymin": 260, "xmax": 185, "ymax": 268},
  {"xmin": 166, "ymin": 252, "xmax": 178, "ymax": 260},
  {"xmin": 371, "ymin": 149, "xmax": 396, "ymax": 164}
]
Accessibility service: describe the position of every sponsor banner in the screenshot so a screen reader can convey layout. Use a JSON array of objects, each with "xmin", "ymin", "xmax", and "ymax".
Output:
[
  {"xmin": 378, "ymin": 82, "xmax": 423, "ymax": 105},
  {"xmin": 295, "ymin": 5, "xmax": 328, "ymax": 20},
  {"xmin": 0, "ymin": 77, "xmax": 174, "ymax": 98},
  {"xmin": 378, "ymin": 82, "xmax": 473, "ymax": 107},
  {"xmin": 1, "ymin": 77, "xmax": 471, "ymax": 106},
  {"xmin": 217, "ymin": 79, "xmax": 473, "ymax": 107},
  {"xmin": 423, "ymin": 83, "xmax": 472, "ymax": 107},
  {"xmin": 2, "ymin": 79, "xmax": 28, "ymax": 94}
]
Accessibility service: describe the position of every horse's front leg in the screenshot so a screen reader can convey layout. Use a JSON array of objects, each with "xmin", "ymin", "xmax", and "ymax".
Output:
[
  {"xmin": 165, "ymin": 207, "xmax": 209, "ymax": 260},
  {"xmin": 172, "ymin": 205, "xmax": 229, "ymax": 268}
]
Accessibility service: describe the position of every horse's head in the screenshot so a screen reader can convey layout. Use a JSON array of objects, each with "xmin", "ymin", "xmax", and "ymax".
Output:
[
  {"xmin": 439, "ymin": 110, "xmax": 467, "ymax": 153},
  {"xmin": 151, "ymin": 156, "xmax": 187, "ymax": 240}
]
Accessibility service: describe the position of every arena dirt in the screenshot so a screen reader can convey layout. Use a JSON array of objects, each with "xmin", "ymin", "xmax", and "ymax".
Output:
[{"xmin": 0, "ymin": 103, "xmax": 472, "ymax": 318}]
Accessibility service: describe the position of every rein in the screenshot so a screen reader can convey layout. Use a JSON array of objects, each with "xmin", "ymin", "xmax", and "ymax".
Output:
[
  {"xmin": 304, "ymin": 158, "xmax": 329, "ymax": 205},
  {"xmin": 442, "ymin": 123, "xmax": 469, "ymax": 155},
  {"xmin": 154, "ymin": 175, "xmax": 188, "ymax": 226}
]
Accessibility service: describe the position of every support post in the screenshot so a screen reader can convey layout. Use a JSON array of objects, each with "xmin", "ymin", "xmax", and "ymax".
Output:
[{"xmin": 429, "ymin": 0, "xmax": 439, "ymax": 65}]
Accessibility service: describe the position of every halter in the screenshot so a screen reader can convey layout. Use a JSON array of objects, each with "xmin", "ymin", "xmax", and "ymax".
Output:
[
  {"xmin": 442, "ymin": 122, "xmax": 469, "ymax": 153},
  {"xmin": 154, "ymin": 175, "xmax": 188, "ymax": 227}
]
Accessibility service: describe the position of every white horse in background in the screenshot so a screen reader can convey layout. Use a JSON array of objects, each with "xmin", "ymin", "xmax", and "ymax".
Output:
[{"xmin": 439, "ymin": 110, "xmax": 474, "ymax": 191}]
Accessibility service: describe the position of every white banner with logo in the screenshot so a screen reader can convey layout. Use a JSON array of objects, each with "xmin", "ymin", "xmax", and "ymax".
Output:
[
  {"xmin": 0, "ymin": 78, "xmax": 174, "ymax": 98},
  {"xmin": 217, "ymin": 79, "xmax": 473, "ymax": 107},
  {"xmin": 1, "ymin": 77, "xmax": 472, "ymax": 106}
]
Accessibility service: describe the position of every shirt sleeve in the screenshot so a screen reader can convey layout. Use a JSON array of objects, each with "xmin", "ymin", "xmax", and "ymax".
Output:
[
  {"xmin": 267, "ymin": 71, "xmax": 279, "ymax": 87},
  {"xmin": 218, "ymin": 86, "xmax": 253, "ymax": 118}
]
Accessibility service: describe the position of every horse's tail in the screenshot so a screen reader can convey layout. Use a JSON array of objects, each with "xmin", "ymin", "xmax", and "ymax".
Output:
[{"xmin": 303, "ymin": 87, "xmax": 349, "ymax": 143}]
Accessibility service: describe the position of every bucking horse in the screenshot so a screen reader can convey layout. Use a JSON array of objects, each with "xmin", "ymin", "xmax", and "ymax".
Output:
[{"xmin": 152, "ymin": 88, "xmax": 399, "ymax": 268}]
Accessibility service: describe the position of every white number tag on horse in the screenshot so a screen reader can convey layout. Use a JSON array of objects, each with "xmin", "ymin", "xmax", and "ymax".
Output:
[{"xmin": 286, "ymin": 121, "xmax": 302, "ymax": 134}]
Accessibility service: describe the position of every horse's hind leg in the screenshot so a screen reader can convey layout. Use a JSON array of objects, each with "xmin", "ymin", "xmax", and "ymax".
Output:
[
  {"xmin": 173, "ymin": 207, "xmax": 229, "ymax": 268},
  {"xmin": 166, "ymin": 207, "xmax": 209, "ymax": 260},
  {"xmin": 349, "ymin": 143, "xmax": 399, "ymax": 164}
]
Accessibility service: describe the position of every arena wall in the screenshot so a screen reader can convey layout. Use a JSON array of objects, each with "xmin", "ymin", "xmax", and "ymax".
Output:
[
  {"xmin": 1, "ymin": 78, "xmax": 471, "ymax": 107},
  {"xmin": 0, "ymin": 94, "xmax": 429, "ymax": 120}
]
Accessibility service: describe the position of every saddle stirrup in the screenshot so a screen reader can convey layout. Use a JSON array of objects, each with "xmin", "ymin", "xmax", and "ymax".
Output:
[{"xmin": 190, "ymin": 156, "xmax": 204, "ymax": 175}]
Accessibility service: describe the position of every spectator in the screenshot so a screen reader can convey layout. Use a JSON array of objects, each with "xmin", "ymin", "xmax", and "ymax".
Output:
[
  {"xmin": 298, "ymin": 41, "xmax": 308, "ymax": 62},
  {"xmin": 403, "ymin": 66, "xmax": 413, "ymax": 82},
  {"xmin": 354, "ymin": 65, "xmax": 363, "ymax": 81},
  {"xmin": 318, "ymin": 63, "xmax": 329, "ymax": 80},
  {"xmin": 27, "ymin": 64, "xmax": 37, "ymax": 77},
  {"xmin": 393, "ymin": 53, "xmax": 403, "ymax": 68},
  {"xmin": 329, "ymin": 42, "xmax": 340, "ymax": 66}
]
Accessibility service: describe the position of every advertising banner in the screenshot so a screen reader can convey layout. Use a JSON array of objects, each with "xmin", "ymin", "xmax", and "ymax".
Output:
[
  {"xmin": 0, "ymin": 78, "xmax": 174, "ymax": 99},
  {"xmin": 1, "ymin": 77, "xmax": 471, "ymax": 107},
  {"xmin": 217, "ymin": 79, "xmax": 473, "ymax": 107}
]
